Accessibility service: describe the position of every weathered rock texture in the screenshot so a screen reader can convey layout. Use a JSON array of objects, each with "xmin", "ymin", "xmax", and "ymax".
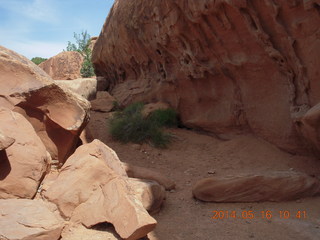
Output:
[
  {"xmin": 128, "ymin": 178, "xmax": 166, "ymax": 214},
  {"xmin": 39, "ymin": 51, "xmax": 84, "ymax": 80},
  {"xmin": 0, "ymin": 46, "xmax": 90, "ymax": 162},
  {"xmin": 43, "ymin": 140, "xmax": 156, "ymax": 240},
  {"xmin": 92, "ymin": 0, "xmax": 320, "ymax": 155},
  {"xmin": 192, "ymin": 171, "xmax": 320, "ymax": 202},
  {"xmin": 90, "ymin": 91, "xmax": 116, "ymax": 112},
  {"xmin": 296, "ymin": 102, "xmax": 320, "ymax": 155},
  {"xmin": 54, "ymin": 78, "xmax": 97, "ymax": 100},
  {"xmin": 0, "ymin": 199, "xmax": 64, "ymax": 240},
  {"xmin": 0, "ymin": 107, "xmax": 49, "ymax": 199}
]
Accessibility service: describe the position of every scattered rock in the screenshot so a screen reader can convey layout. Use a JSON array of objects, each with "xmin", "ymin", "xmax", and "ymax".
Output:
[
  {"xmin": 0, "ymin": 46, "xmax": 90, "ymax": 163},
  {"xmin": 54, "ymin": 78, "xmax": 97, "ymax": 100},
  {"xmin": 128, "ymin": 178, "xmax": 166, "ymax": 214},
  {"xmin": 0, "ymin": 199, "xmax": 64, "ymax": 240},
  {"xmin": 43, "ymin": 140, "xmax": 156, "ymax": 240},
  {"xmin": 90, "ymin": 91, "xmax": 116, "ymax": 112},
  {"xmin": 0, "ymin": 107, "xmax": 49, "ymax": 199},
  {"xmin": 39, "ymin": 51, "xmax": 84, "ymax": 80},
  {"xmin": 123, "ymin": 162, "xmax": 176, "ymax": 190},
  {"xmin": 192, "ymin": 171, "xmax": 320, "ymax": 202}
]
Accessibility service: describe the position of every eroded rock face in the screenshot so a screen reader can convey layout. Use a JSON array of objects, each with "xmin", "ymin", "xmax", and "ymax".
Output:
[
  {"xmin": 0, "ymin": 130, "xmax": 14, "ymax": 151},
  {"xmin": 128, "ymin": 178, "xmax": 166, "ymax": 214},
  {"xmin": 0, "ymin": 107, "xmax": 49, "ymax": 199},
  {"xmin": 296, "ymin": 102, "xmax": 320, "ymax": 155},
  {"xmin": 39, "ymin": 51, "xmax": 84, "ymax": 80},
  {"xmin": 192, "ymin": 171, "xmax": 320, "ymax": 202},
  {"xmin": 54, "ymin": 78, "xmax": 97, "ymax": 100},
  {"xmin": 0, "ymin": 46, "xmax": 90, "ymax": 163},
  {"xmin": 90, "ymin": 91, "xmax": 116, "ymax": 112},
  {"xmin": 0, "ymin": 199, "xmax": 64, "ymax": 240},
  {"xmin": 43, "ymin": 140, "xmax": 156, "ymax": 240},
  {"xmin": 92, "ymin": 0, "xmax": 320, "ymax": 155}
]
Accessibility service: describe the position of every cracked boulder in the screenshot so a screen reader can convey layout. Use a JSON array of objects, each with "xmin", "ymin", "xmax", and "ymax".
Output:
[
  {"xmin": 92, "ymin": 0, "xmax": 320, "ymax": 156},
  {"xmin": 0, "ymin": 199, "xmax": 64, "ymax": 240},
  {"xmin": 0, "ymin": 107, "xmax": 49, "ymax": 199},
  {"xmin": 192, "ymin": 171, "xmax": 320, "ymax": 202},
  {"xmin": 0, "ymin": 46, "xmax": 90, "ymax": 163},
  {"xmin": 42, "ymin": 140, "xmax": 156, "ymax": 240}
]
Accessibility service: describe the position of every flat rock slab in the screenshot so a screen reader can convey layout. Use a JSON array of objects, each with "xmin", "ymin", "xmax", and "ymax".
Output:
[
  {"xmin": 193, "ymin": 171, "xmax": 320, "ymax": 202},
  {"xmin": 0, "ymin": 199, "xmax": 64, "ymax": 240}
]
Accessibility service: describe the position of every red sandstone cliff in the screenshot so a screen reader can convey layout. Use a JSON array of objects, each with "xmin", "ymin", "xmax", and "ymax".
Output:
[{"xmin": 92, "ymin": 0, "xmax": 320, "ymax": 155}]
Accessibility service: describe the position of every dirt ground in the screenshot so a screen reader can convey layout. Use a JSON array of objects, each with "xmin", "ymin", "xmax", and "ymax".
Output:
[{"xmin": 87, "ymin": 111, "xmax": 320, "ymax": 240}]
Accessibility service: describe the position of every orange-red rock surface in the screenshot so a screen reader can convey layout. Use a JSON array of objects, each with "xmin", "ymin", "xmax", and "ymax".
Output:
[
  {"xmin": 0, "ymin": 46, "xmax": 90, "ymax": 163},
  {"xmin": 92, "ymin": 0, "xmax": 320, "ymax": 156},
  {"xmin": 39, "ymin": 51, "xmax": 84, "ymax": 80}
]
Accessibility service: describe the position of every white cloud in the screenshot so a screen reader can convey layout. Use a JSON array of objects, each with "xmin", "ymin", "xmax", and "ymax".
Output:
[
  {"xmin": 0, "ymin": 0, "xmax": 59, "ymax": 23},
  {"xmin": 1, "ymin": 40, "xmax": 65, "ymax": 59}
]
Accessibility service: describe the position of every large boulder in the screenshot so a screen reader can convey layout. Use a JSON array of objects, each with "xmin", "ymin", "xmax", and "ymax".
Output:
[
  {"xmin": 0, "ymin": 107, "xmax": 49, "ymax": 199},
  {"xmin": 42, "ymin": 140, "xmax": 156, "ymax": 240},
  {"xmin": 0, "ymin": 46, "xmax": 90, "ymax": 163},
  {"xmin": 92, "ymin": 0, "xmax": 320, "ymax": 156},
  {"xmin": 192, "ymin": 171, "xmax": 320, "ymax": 202},
  {"xmin": 39, "ymin": 51, "xmax": 84, "ymax": 80},
  {"xmin": 0, "ymin": 199, "xmax": 64, "ymax": 240}
]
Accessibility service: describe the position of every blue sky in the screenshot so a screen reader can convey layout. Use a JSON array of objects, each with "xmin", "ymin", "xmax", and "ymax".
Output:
[{"xmin": 0, "ymin": 0, "xmax": 114, "ymax": 59}]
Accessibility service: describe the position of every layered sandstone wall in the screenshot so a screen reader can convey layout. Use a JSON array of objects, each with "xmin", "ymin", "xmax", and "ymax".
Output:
[{"xmin": 92, "ymin": 0, "xmax": 320, "ymax": 155}]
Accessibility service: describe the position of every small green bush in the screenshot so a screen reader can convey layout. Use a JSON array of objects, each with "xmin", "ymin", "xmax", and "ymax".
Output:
[
  {"xmin": 66, "ymin": 30, "xmax": 95, "ymax": 78},
  {"xmin": 31, "ymin": 57, "xmax": 47, "ymax": 65},
  {"xmin": 109, "ymin": 102, "xmax": 177, "ymax": 148},
  {"xmin": 148, "ymin": 108, "xmax": 178, "ymax": 127}
]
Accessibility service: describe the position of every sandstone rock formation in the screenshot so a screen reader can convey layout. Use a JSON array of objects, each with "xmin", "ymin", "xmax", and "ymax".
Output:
[
  {"xmin": 0, "ymin": 107, "xmax": 49, "ymax": 199},
  {"xmin": 0, "ymin": 199, "xmax": 64, "ymax": 240},
  {"xmin": 0, "ymin": 130, "xmax": 14, "ymax": 151},
  {"xmin": 142, "ymin": 102, "xmax": 170, "ymax": 117},
  {"xmin": 43, "ymin": 140, "xmax": 156, "ymax": 240},
  {"xmin": 0, "ymin": 46, "xmax": 90, "ymax": 163},
  {"xmin": 61, "ymin": 224, "xmax": 121, "ymax": 240},
  {"xmin": 296, "ymin": 102, "xmax": 320, "ymax": 155},
  {"xmin": 54, "ymin": 78, "xmax": 98, "ymax": 100},
  {"xmin": 90, "ymin": 91, "xmax": 116, "ymax": 112},
  {"xmin": 128, "ymin": 178, "xmax": 166, "ymax": 214},
  {"xmin": 92, "ymin": 0, "xmax": 320, "ymax": 156},
  {"xmin": 192, "ymin": 171, "xmax": 320, "ymax": 202},
  {"xmin": 39, "ymin": 51, "xmax": 84, "ymax": 80},
  {"xmin": 124, "ymin": 162, "xmax": 176, "ymax": 190}
]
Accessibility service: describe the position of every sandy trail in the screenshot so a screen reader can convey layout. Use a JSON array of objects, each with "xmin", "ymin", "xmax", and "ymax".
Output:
[{"xmin": 88, "ymin": 111, "xmax": 320, "ymax": 240}]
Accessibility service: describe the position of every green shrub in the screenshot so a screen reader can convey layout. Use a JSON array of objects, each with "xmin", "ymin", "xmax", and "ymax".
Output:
[
  {"xmin": 109, "ymin": 102, "xmax": 177, "ymax": 148},
  {"xmin": 66, "ymin": 30, "xmax": 95, "ymax": 78},
  {"xmin": 31, "ymin": 57, "xmax": 47, "ymax": 65},
  {"xmin": 148, "ymin": 108, "xmax": 178, "ymax": 127}
]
